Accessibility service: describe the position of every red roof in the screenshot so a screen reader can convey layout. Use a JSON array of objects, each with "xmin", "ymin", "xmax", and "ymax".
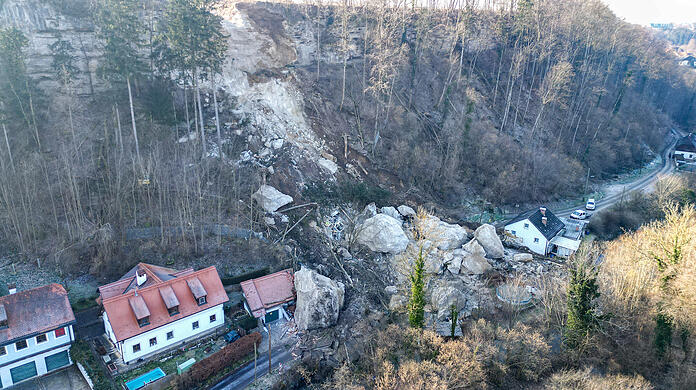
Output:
[
  {"xmin": 240, "ymin": 269, "xmax": 295, "ymax": 318},
  {"xmin": 99, "ymin": 264, "xmax": 228, "ymax": 342},
  {"xmin": 0, "ymin": 284, "xmax": 75, "ymax": 343}
]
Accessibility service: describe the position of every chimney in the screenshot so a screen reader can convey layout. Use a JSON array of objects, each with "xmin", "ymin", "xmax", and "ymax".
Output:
[
  {"xmin": 136, "ymin": 270, "xmax": 147, "ymax": 287},
  {"xmin": 542, "ymin": 216, "xmax": 548, "ymax": 226},
  {"xmin": 540, "ymin": 207, "xmax": 547, "ymax": 216},
  {"xmin": 7, "ymin": 283, "xmax": 16, "ymax": 295}
]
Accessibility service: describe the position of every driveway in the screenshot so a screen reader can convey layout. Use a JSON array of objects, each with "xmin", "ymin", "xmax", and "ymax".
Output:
[{"xmin": 11, "ymin": 365, "xmax": 90, "ymax": 390}]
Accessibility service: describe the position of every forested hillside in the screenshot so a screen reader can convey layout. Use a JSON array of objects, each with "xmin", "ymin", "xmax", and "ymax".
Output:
[{"xmin": 0, "ymin": 0, "xmax": 694, "ymax": 268}]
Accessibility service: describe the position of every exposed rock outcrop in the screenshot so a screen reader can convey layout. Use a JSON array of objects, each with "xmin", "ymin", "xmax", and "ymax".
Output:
[
  {"xmin": 252, "ymin": 185, "xmax": 293, "ymax": 213},
  {"xmin": 356, "ymin": 214, "xmax": 409, "ymax": 254},
  {"xmin": 431, "ymin": 280, "xmax": 469, "ymax": 320},
  {"xmin": 474, "ymin": 224, "xmax": 504, "ymax": 258},
  {"xmin": 294, "ymin": 268, "xmax": 345, "ymax": 331}
]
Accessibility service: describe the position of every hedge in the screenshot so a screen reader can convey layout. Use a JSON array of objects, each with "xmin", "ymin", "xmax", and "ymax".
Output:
[
  {"xmin": 220, "ymin": 268, "xmax": 270, "ymax": 286},
  {"xmin": 177, "ymin": 332, "xmax": 262, "ymax": 389}
]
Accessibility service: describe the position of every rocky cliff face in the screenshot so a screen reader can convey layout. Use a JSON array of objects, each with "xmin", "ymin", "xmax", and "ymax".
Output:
[{"xmin": 1, "ymin": 0, "xmax": 101, "ymax": 95}]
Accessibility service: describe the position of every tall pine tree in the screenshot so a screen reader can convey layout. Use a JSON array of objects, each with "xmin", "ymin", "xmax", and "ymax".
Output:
[{"xmin": 94, "ymin": 0, "xmax": 145, "ymax": 163}]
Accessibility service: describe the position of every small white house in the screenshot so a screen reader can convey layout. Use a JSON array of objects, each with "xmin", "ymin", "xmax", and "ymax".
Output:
[
  {"xmin": 0, "ymin": 284, "xmax": 76, "ymax": 388},
  {"xmin": 505, "ymin": 207, "xmax": 566, "ymax": 256},
  {"xmin": 674, "ymin": 133, "xmax": 696, "ymax": 161},
  {"xmin": 98, "ymin": 263, "xmax": 228, "ymax": 364},
  {"xmin": 241, "ymin": 269, "xmax": 295, "ymax": 325}
]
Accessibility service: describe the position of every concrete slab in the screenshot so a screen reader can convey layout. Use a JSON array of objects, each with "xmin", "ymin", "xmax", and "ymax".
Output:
[{"xmin": 11, "ymin": 365, "xmax": 90, "ymax": 390}]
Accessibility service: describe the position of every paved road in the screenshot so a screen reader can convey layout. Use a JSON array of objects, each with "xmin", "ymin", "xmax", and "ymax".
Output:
[
  {"xmin": 554, "ymin": 128, "xmax": 681, "ymax": 218},
  {"xmin": 207, "ymin": 346, "xmax": 294, "ymax": 390}
]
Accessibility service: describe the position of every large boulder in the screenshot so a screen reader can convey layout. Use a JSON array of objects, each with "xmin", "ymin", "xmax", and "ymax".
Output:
[
  {"xmin": 252, "ymin": 185, "xmax": 293, "ymax": 213},
  {"xmin": 461, "ymin": 253, "xmax": 493, "ymax": 275},
  {"xmin": 425, "ymin": 252, "xmax": 445, "ymax": 274},
  {"xmin": 431, "ymin": 280, "xmax": 469, "ymax": 320},
  {"xmin": 380, "ymin": 206, "xmax": 403, "ymax": 222},
  {"xmin": 398, "ymin": 205, "xmax": 416, "ymax": 217},
  {"xmin": 462, "ymin": 238, "xmax": 487, "ymax": 258},
  {"xmin": 356, "ymin": 214, "xmax": 409, "ymax": 254},
  {"xmin": 513, "ymin": 253, "xmax": 534, "ymax": 263},
  {"xmin": 424, "ymin": 216, "xmax": 469, "ymax": 250},
  {"xmin": 294, "ymin": 268, "xmax": 345, "ymax": 331},
  {"xmin": 474, "ymin": 224, "xmax": 504, "ymax": 259},
  {"xmin": 447, "ymin": 256, "xmax": 464, "ymax": 274}
]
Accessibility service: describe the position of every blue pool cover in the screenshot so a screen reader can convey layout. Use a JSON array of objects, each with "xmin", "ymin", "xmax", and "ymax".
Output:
[{"xmin": 125, "ymin": 368, "xmax": 166, "ymax": 390}]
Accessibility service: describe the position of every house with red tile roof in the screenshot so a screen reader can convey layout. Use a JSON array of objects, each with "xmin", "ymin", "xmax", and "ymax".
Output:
[
  {"xmin": 0, "ymin": 284, "xmax": 76, "ymax": 388},
  {"xmin": 98, "ymin": 263, "xmax": 228, "ymax": 364},
  {"xmin": 240, "ymin": 269, "xmax": 295, "ymax": 324}
]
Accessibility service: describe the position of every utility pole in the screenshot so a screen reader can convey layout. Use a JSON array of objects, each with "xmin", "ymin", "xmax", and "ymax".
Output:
[
  {"xmin": 583, "ymin": 167, "xmax": 590, "ymax": 201},
  {"xmin": 254, "ymin": 341, "xmax": 257, "ymax": 383},
  {"xmin": 268, "ymin": 325, "xmax": 272, "ymax": 374}
]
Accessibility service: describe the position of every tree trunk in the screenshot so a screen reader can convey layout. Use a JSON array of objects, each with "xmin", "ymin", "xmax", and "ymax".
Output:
[
  {"xmin": 2, "ymin": 123, "xmax": 14, "ymax": 171},
  {"xmin": 212, "ymin": 72, "xmax": 222, "ymax": 159},
  {"xmin": 127, "ymin": 75, "xmax": 141, "ymax": 164},
  {"xmin": 195, "ymin": 68, "xmax": 207, "ymax": 159}
]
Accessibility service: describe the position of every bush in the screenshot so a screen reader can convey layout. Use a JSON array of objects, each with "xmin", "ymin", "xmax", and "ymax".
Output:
[
  {"xmin": 543, "ymin": 367, "xmax": 653, "ymax": 390},
  {"xmin": 177, "ymin": 332, "xmax": 262, "ymax": 389},
  {"xmin": 70, "ymin": 339, "xmax": 114, "ymax": 390}
]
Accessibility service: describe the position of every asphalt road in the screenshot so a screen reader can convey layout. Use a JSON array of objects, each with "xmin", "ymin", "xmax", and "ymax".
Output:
[
  {"xmin": 554, "ymin": 129, "xmax": 681, "ymax": 219},
  {"xmin": 207, "ymin": 346, "xmax": 294, "ymax": 390}
]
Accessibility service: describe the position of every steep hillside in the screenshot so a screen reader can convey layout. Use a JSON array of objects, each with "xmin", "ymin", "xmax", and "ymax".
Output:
[{"xmin": 0, "ymin": 0, "xmax": 695, "ymax": 266}]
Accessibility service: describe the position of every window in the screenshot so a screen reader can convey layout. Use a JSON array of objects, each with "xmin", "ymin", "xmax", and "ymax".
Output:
[
  {"xmin": 209, "ymin": 314, "xmax": 216, "ymax": 323},
  {"xmin": 168, "ymin": 306, "xmax": 179, "ymax": 316},
  {"xmin": 133, "ymin": 344, "xmax": 141, "ymax": 353},
  {"xmin": 36, "ymin": 334, "xmax": 48, "ymax": 344},
  {"xmin": 197, "ymin": 296, "xmax": 207, "ymax": 306},
  {"xmin": 166, "ymin": 331, "xmax": 174, "ymax": 340},
  {"xmin": 192, "ymin": 321, "xmax": 199, "ymax": 330},
  {"xmin": 533, "ymin": 237, "xmax": 539, "ymax": 243},
  {"xmin": 137, "ymin": 317, "xmax": 150, "ymax": 328},
  {"xmin": 0, "ymin": 345, "xmax": 6, "ymax": 356},
  {"xmin": 54, "ymin": 327, "xmax": 66, "ymax": 338},
  {"xmin": 15, "ymin": 339, "xmax": 28, "ymax": 351},
  {"xmin": 149, "ymin": 337, "xmax": 157, "ymax": 347},
  {"xmin": 524, "ymin": 223, "xmax": 529, "ymax": 229}
]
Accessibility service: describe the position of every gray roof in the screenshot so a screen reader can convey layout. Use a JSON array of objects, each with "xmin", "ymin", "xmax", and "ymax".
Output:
[
  {"xmin": 507, "ymin": 207, "xmax": 565, "ymax": 240},
  {"xmin": 676, "ymin": 133, "xmax": 696, "ymax": 153}
]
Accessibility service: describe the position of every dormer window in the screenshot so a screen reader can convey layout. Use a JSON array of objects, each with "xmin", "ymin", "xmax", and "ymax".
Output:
[
  {"xmin": 186, "ymin": 278, "xmax": 208, "ymax": 307},
  {"xmin": 159, "ymin": 285, "xmax": 180, "ymax": 317},
  {"xmin": 0, "ymin": 304, "xmax": 7, "ymax": 330},
  {"xmin": 129, "ymin": 295, "xmax": 151, "ymax": 328}
]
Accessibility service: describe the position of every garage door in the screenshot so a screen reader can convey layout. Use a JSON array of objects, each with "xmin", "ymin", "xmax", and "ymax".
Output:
[
  {"xmin": 45, "ymin": 350, "xmax": 71, "ymax": 372},
  {"xmin": 10, "ymin": 361, "xmax": 37, "ymax": 384}
]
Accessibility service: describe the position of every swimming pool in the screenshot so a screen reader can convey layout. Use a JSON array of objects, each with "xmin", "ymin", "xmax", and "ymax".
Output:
[{"xmin": 125, "ymin": 368, "xmax": 166, "ymax": 390}]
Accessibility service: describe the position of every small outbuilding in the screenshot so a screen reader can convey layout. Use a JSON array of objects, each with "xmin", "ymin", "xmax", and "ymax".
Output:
[{"xmin": 240, "ymin": 269, "xmax": 295, "ymax": 324}]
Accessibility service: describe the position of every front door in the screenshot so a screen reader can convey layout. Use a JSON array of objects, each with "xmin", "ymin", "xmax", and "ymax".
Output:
[
  {"xmin": 45, "ymin": 350, "xmax": 71, "ymax": 371},
  {"xmin": 264, "ymin": 309, "xmax": 279, "ymax": 323},
  {"xmin": 10, "ymin": 361, "xmax": 37, "ymax": 384}
]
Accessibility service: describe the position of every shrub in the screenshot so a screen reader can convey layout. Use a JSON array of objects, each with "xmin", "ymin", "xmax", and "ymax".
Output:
[
  {"xmin": 177, "ymin": 332, "xmax": 262, "ymax": 389},
  {"xmin": 543, "ymin": 367, "xmax": 653, "ymax": 390},
  {"xmin": 303, "ymin": 180, "xmax": 391, "ymax": 206}
]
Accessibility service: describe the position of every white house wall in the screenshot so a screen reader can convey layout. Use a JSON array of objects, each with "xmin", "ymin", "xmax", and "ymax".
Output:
[
  {"xmin": 505, "ymin": 220, "xmax": 548, "ymax": 255},
  {"xmin": 116, "ymin": 304, "xmax": 224, "ymax": 363},
  {"xmin": 0, "ymin": 325, "xmax": 74, "ymax": 387},
  {"xmin": 675, "ymin": 150, "xmax": 695, "ymax": 160}
]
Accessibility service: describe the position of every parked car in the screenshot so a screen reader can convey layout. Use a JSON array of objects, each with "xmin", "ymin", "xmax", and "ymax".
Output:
[
  {"xmin": 224, "ymin": 330, "xmax": 240, "ymax": 343},
  {"xmin": 570, "ymin": 209, "xmax": 588, "ymax": 220},
  {"xmin": 585, "ymin": 198, "xmax": 596, "ymax": 210}
]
